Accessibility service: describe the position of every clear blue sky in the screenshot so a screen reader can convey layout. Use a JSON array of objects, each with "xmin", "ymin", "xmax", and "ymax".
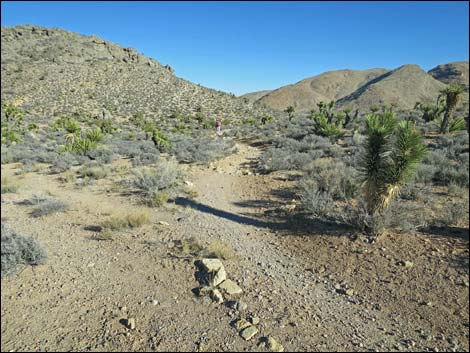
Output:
[{"xmin": 1, "ymin": 1, "xmax": 469, "ymax": 95}]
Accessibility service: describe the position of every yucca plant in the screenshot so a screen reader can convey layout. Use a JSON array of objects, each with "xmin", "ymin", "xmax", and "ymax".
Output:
[
  {"xmin": 151, "ymin": 128, "xmax": 170, "ymax": 151},
  {"xmin": 285, "ymin": 106, "xmax": 295, "ymax": 121},
  {"xmin": 359, "ymin": 112, "xmax": 426, "ymax": 221},
  {"xmin": 309, "ymin": 100, "xmax": 345, "ymax": 138},
  {"xmin": 433, "ymin": 115, "xmax": 466, "ymax": 133},
  {"xmin": 439, "ymin": 85, "xmax": 465, "ymax": 133},
  {"xmin": 85, "ymin": 127, "xmax": 105, "ymax": 144}
]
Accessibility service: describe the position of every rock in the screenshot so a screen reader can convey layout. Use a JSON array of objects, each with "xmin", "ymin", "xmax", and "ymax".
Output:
[
  {"xmin": 219, "ymin": 279, "xmax": 243, "ymax": 295},
  {"xmin": 100, "ymin": 107, "xmax": 112, "ymax": 120},
  {"xmin": 210, "ymin": 289, "xmax": 224, "ymax": 304},
  {"xmin": 184, "ymin": 180, "xmax": 194, "ymax": 187},
  {"xmin": 126, "ymin": 318, "xmax": 136, "ymax": 330},
  {"xmin": 233, "ymin": 318, "xmax": 252, "ymax": 330},
  {"xmin": 345, "ymin": 289, "xmax": 354, "ymax": 296},
  {"xmin": 249, "ymin": 316, "xmax": 260, "ymax": 325},
  {"xmin": 404, "ymin": 261, "xmax": 414, "ymax": 269},
  {"xmin": 151, "ymin": 300, "xmax": 159, "ymax": 306},
  {"xmin": 196, "ymin": 286, "xmax": 212, "ymax": 297},
  {"xmin": 211, "ymin": 267, "xmax": 227, "ymax": 287},
  {"xmin": 240, "ymin": 326, "xmax": 258, "ymax": 341},
  {"xmin": 266, "ymin": 337, "xmax": 284, "ymax": 352},
  {"xmin": 229, "ymin": 300, "xmax": 248, "ymax": 312},
  {"xmin": 200, "ymin": 258, "xmax": 224, "ymax": 272},
  {"xmin": 158, "ymin": 221, "xmax": 170, "ymax": 226}
]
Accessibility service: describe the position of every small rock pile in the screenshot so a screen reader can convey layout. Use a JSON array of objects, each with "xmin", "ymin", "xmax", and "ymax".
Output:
[
  {"xmin": 193, "ymin": 258, "xmax": 284, "ymax": 351},
  {"xmin": 194, "ymin": 258, "xmax": 243, "ymax": 304}
]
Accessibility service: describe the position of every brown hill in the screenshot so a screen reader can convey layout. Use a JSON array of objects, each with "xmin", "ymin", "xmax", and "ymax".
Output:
[
  {"xmin": 337, "ymin": 64, "xmax": 447, "ymax": 110},
  {"xmin": 428, "ymin": 61, "xmax": 469, "ymax": 87},
  {"xmin": 256, "ymin": 68, "xmax": 388, "ymax": 112}
]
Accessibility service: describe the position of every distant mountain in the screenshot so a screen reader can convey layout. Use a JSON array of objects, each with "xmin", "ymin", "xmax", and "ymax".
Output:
[
  {"xmin": 428, "ymin": 61, "xmax": 469, "ymax": 87},
  {"xmin": 1, "ymin": 25, "xmax": 266, "ymax": 121},
  {"xmin": 337, "ymin": 64, "xmax": 447, "ymax": 110},
  {"xmin": 255, "ymin": 68, "xmax": 388, "ymax": 112},
  {"xmin": 250, "ymin": 63, "xmax": 468, "ymax": 112}
]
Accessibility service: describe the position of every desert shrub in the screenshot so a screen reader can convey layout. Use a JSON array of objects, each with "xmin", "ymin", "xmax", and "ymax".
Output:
[
  {"xmin": 86, "ymin": 147, "xmax": 116, "ymax": 164},
  {"xmin": 49, "ymin": 153, "xmax": 86, "ymax": 173},
  {"xmin": 259, "ymin": 134, "xmax": 336, "ymax": 172},
  {"xmin": 30, "ymin": 199, "xmax": 70, "ymax": 218},
  {"xmin": 300, "ymin": 159, "xmax": 358, "ymax": 201},
  {"xmin": 434, "ymin": 201, "xmax": 468, "ymax": 227},
  {"xmin": 168, "ymin": 135, "xmax": 237, "ymax": 164},
  {"xmin": 131, "ymin": 152, "xmax": 160, "ymax": 166},
  {"xmin": 20, "ymin": 192, "xmax": 53, "ymax": 206},
  {"xmin": 299, "ymin": 187, "xmax": 335, "ymax": 218},
  {"xmin": 1, "ymin": 224, "xmax": 47, "ymax": 277},
  {"xmin": 421, "ymin": 150, "xmax": 469, "ymax": 187},
  {"xmin": 78, "ymin": 165, "xmax": 108, "ymax": 179},
  {"xmin": 260, "ymin": 148, "xmax": 321, "ymax": 172},
  {"xmin": 129, "ymin": 159, "xmax": 183, "ymax": 206},
  {"xmin": 399, "ymin": 182, "xmax": 432, "ymax": 201}
]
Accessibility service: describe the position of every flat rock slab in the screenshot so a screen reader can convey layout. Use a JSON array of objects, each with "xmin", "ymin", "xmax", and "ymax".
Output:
[
  {"xmin": 201, "ymin": 258, "xmax": 224, "ymax": 272},
  {"xmin": 240, "ymin": 326, "xmax": 258, "ymax": 341},
  {"xmin": 233, "ymin": 318, "xmax": 251, "ymax": 330},
  {"xmin": 219, "ymin": 279, "xmax": 243, "ymax": 295}
]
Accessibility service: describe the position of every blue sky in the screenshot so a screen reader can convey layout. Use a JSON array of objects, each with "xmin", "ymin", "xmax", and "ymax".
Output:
[{"xmin": 1, "ymin": 1, "xmax": 469, "ymax": 95}]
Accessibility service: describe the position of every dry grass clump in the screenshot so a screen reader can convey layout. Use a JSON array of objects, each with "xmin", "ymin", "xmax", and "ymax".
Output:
[
  {"xmin": 1, "ymin": 176, "xmax": 18, "ymax": 194},
  {"xmin": 101, "ymin": 210, "xmax": 150, "ymax": 230},
  {"xmin": 206, "ymin": 240, "xmax": 237, "ymax": 260}
]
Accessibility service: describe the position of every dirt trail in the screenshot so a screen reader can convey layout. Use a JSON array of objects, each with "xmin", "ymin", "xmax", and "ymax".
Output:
[
  {"xmin": 176, "ymin": 143, "xmax": 412, "ymax": 351},
  {"xmin": 1, "ymin": 142, "xmax": 468, "ymax": 352}
]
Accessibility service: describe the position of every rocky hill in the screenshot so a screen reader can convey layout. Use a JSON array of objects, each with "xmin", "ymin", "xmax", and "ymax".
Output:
[
  {"xmin": 337, "ymin": 64, "xmax": 448, "ymax": 110},
  {"xmin": 428, "ymin": 61, "xmax": 469, "ymax": 87},
  {"xmin": 1, "ymin": 25, "xmax": 266, "ymax": 121},
  {"xmin": 255, "ymin": 68, "xmax": 388, "ymax": 112},
  {"xmin": 249, "ymin": 63, "xmax": 468, "ymax": 112}
]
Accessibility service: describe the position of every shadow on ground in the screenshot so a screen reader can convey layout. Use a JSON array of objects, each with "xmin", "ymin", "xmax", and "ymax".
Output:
[{"xmin": 174, "ymin": 197, "xmax": 351, "ymax": 237}]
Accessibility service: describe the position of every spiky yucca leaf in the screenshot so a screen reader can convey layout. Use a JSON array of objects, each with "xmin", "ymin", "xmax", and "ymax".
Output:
[
  {"xmin": 359, "ymin": 112, "xmax": 397, "ymax": 214},
  {"xmin": 360, "ymin": 113, "xmax": 426, "ymax": 218}
]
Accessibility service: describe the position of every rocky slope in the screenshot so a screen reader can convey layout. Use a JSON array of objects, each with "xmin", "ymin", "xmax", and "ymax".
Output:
[
  {"xmin": 428, "ymin": 61, "xmax": 469, "ymax": 87},
  {"xmin": 1, "ymin": 25, "xmax": 266, "ymax": 121}
]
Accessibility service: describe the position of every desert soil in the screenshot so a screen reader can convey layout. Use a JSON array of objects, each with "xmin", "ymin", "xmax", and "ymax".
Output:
[{"xmin": 1, "ymin": 142, "xmax": 469, "ymax": 352}]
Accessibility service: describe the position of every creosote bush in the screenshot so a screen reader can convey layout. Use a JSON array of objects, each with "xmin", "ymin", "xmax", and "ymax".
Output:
[
  {"xmin": 129, "ymin": 159, "xmax": 184, "ymax": 206},
  {"xmin": 1, "ymin": 224, "xmax": 47, "ymax": 277}
]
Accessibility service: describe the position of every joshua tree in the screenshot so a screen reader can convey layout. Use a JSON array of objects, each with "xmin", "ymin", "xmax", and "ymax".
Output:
[
  {"xmin": 359, "ymin": 112, "xmax": 426, "ymax": 219},
  {"xmin": 285, "ymin": 106, "xmax": 295, "ymax": 121},
  {"xmin": 414, "ymin": 102, "xmax": 443, "ymax": 123},
  {"xmin": 439, "ymin": 85, "xmax": 465, "ymax": 133}
]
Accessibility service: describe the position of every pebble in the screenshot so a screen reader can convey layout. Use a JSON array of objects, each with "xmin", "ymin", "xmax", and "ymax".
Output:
[
  {"xmin": 210, "ymin": 289, "xmax": 224, "ymax": 304},
  {"xmin": 126, "ymin": 318, "xmax": 136, "ymax": 330},
  {"xmin": 266, "ymin": 337, "xmax": 284, "ymax": 352},
  {"xmin": 240, "ymin": 326, "xmax": 258, "ymax": 341}
]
